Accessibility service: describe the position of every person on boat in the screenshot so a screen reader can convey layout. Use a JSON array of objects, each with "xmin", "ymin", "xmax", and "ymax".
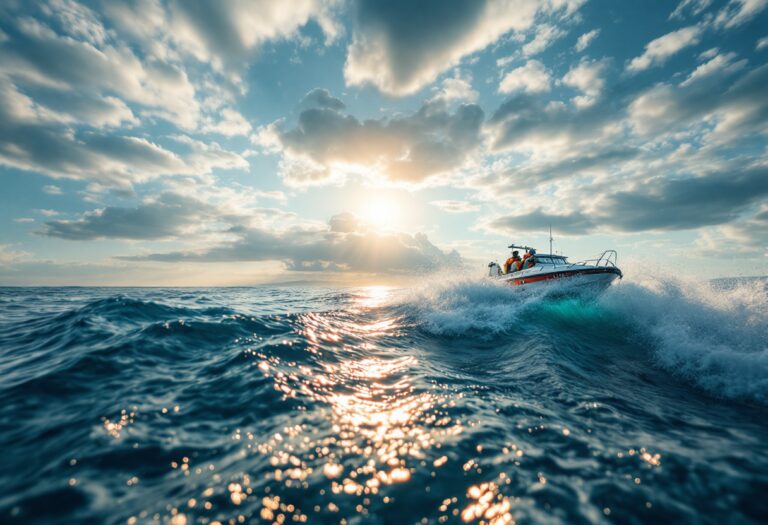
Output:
[
  {"xmin": 521, "ymin": 248, "xmax": 536, "ymax": 269},
  {"xmin": 504, "ymin": 251, "xmax": 522, "ymax": 273}
]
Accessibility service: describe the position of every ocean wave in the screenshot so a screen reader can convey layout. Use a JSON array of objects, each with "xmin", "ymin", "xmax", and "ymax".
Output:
[
  {"xmin": 1, "ymin": 285, "xmax": 767, "ymax": 524},
  {"xmin": 391, "ymin": 273, "xmax": 768, "ymax": 404},
  {"xmin": 600, "ymin": 275, "xmax": 768, "ymax": 404}
]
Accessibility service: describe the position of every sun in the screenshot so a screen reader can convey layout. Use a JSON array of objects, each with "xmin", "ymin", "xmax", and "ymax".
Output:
[{"xmin": 364, "ymin": 197, "xmax": 398, "ymax": 229}]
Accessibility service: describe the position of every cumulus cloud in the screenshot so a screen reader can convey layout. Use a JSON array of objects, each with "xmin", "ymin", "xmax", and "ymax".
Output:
[
  {"xmin": 429, "ymin": 71, "xmax": 479, "ymax": 103},
  {"xmin": 343, "ymin": 0, "xmax": 585, "ymax": 96},
  {"xmin": 498, "ymin": 60, "xmax": 551, "ymax": 94},
  {"xmin": 574, "ymin": 29, "xmax": 599, "ymax": 52},
  {"xmin": 629, "ymin": 63, "xmax": 768, "ymax": 143},
  {"xmin": 0, "ymin": 15, "xmax": 200, "ymax": 129},
  {"xmin": 680, "ymin": 51, "xmax": 747, "ymax": 86},
  {"xmin": 166, "ymin": 0, "xmax": 341, "ymax": 75},
  {"xmin": 486, "ymin": 92, "xmax": 617, "ymax": 157},
  {"xmin": 562, "ymin": 58, "xmax": 609, "ymax": 107},
  {"xmin": 40, "ymin": 193, "xmax": 216, "ymax": 240},
  {"xmin": 299, "ymin": 88, "xmax": 346, "ymax": 111},
  {"xmin": 270, "ymin": 90, "xmax": 484, "ymax": 185},
  {"xmin": 0, "ymin": 80, "xmax": 247, "ymax": 187},
  {"xmin": 99, "ymin": 0, "xmax": 342, "ymax": 85},
  {"xmin": 0, "ymin": 1, "xmax": 310, "ymax": 140},
  {"xmin": 201, "ymin": 107, "xmax": 252, "ymax": 136},
  {"xmin": 121, "ymin": 212, "xmax": 462, "ymax": 274},
  {"xmin": 626, "ymin": 25, "xmax": 703, "ymax": 73},
  {"xmin": 522, "ymin": 24, "xmax": 565, "ymax": 56},
  {"xmin": 487, "ymin": 165, "xmax": 768, "ymax": 235},
  {"xmin": 489, "ymin": 147, "xmax": 639, "ymax": 192}
]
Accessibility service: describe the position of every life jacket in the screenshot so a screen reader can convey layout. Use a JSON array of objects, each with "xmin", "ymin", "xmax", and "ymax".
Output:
[
  {"xmin": 506, "ymin": 256, "xmax": 522, "ymax": 272},
  {"xmin": 521, "ymin": 253, "xmax": 535, "ymax": 269}
]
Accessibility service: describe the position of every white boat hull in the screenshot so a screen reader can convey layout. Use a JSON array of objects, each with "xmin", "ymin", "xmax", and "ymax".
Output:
[{"xmin": 495, "ymin": 266, "xmax": 622, "ymax": 293}]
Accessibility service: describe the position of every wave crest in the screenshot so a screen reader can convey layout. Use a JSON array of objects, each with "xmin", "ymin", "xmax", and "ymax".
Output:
[{"xmin": 392, "ymin": 273, "xmax": 768, "ymax": 403}]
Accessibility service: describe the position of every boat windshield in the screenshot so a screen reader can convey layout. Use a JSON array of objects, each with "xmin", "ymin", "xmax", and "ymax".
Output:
[{"xmin": 536, "ymin": 256, "xmax": 567, "ymax": 265}]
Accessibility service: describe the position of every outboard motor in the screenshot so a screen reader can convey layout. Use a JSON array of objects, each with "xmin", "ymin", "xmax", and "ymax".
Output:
[{"xmin": 488, "ymin": 262, "xmax": 501, "ymax": 277}]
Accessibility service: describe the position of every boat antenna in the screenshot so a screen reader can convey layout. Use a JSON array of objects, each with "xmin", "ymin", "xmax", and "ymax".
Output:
[{"xmin": 549, "ymin": 224, "xmax": 553, "ymax": 255}]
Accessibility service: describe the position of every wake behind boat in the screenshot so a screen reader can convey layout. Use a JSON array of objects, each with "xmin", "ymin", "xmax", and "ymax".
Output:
[{"xmin": 487, "ymin": 243, "xmax": 622, "ymax": 293}]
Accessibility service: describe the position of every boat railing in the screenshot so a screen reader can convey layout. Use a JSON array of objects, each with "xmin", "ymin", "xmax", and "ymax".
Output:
[{"xmin": 570, "ymin": 250, "xmax": 618, "ymax": 268}]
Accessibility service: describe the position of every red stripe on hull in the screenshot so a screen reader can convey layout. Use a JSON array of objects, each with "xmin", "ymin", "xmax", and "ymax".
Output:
[{"xmin": 509, "ymin": 268, "xmax": 621, "ymax": 286}]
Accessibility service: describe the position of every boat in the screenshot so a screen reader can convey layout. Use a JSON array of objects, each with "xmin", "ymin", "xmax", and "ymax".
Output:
[{"xmin": 487, "ymin": 244, "xmax": 622, "ymax": 293}]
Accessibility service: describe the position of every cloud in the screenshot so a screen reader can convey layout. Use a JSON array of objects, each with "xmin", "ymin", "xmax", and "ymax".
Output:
[
  {"xmin": 498, "ymin": 60, "xmax": 551, "ymax": 94},
  {"xmin": 680, "ymin": 51, "xmax": 747, "ymax": 86},
  {"xmin": 328, "ymin": 212, "xmax": 360, "ymax": 232},
  {"xmin": 562, "ymin": 57, "xmax": 609, "ymax": 107},
  {"xmin": 42, "ymin": 185, "xmax": 62, "ymax": 195},
  {"xmin": 0, "ymin": 244, "xmax": 31, "ymax": 265},
  {"xmin": 522, "ymin": 24, "xmax": 565, "ymax": 56},
  {"xmin": 626, "ymin": 25, "xmax": 703, "ymax": 73},
  {"xmin": 165, "ymin": 0, "xmax": 341, "ymax": 77},
  {"xmin": 0, "ymin": 2, "xmax": 309, "ymax": 139},
  {"xmin": 343, "ymin": 0, "xmax": 585, "ymax": 96},
  {"xmin": 489, "ymin": 146, "xmax": 639, "ymax": 191},
  {"xmin": 121, "ymin": 212, "xmax": 462, "ymax": 274},
  {"xmin": 695, "ymin": 206, "xmax": 768, "ymax": 257},
  {"xmin": 757, "ymin": 36, "xmax": 768, "ymax": 50},
  {"xmin": 629, "ymin": 63, "xmax": 768, "ymax": 143},
  {"xmin": 0, "ymin": 15, "xmax": 200, "ymax": 129},
  {"xmin": 101, "ymin": 0, "xmax": 341, "ymax": 84},
  {"xmin": 201, "ymin": 108, "xmax": 252, "ymax": 136},
  {"xmin": 486, "ymin": 165, "xmax": 768, "ymax": 235},
  {"xmin": 429, "ymin": 200, "xmax": 481, "ymax": 213},
  {"xmin": 40, "ymin": 193, "xmax": 217, "ymax": 240},
  {"xmin": 486, "ymin": 92, "xmax": 617, "ymax": 157},
  {"xmin": 669, "ymin": 0, "xmax": 713, "ymax": 20},
  {"xmin": 429, "ymin": 71, "xmax": 479, "ymax": 103},
  {"xmin": 272, "ymin": 91, "xmax": 484, "ymax": 185},
  {"xmin": 602, "ymin": 165, "xmax": 768, "ymax": 232},
  {"xmin": 0, "ymin": 79, "xmax": 247, "ymax": 187},
  {"xmin": 714, "ymin": 0, "xmax": 768, "ymax": 29},
  {"xmin": 488, "ymin": 209, "xmax": 597, "ymax": 235},
  {"xmin": 574, "ymin": 29, "xmax": 599, "ymax": 52},
  {"xmin": 299, "ymin": 88, "xmax": 346, "ymax": 111}
]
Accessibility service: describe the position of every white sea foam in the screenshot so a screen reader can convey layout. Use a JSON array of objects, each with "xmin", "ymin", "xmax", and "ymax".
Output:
[
  {"xmin": 395, "ymin": 269, "xmax": 768, "ymax": 403},
  {"xmin": 600, "ymin": 272, "xmax": 768, "ymax": 403},
  {"xmin": 391, "ymin": 274, "xmax": 534, "ymax": 337}
]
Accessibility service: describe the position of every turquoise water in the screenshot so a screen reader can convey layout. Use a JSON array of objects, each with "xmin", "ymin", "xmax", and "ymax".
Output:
[{"xmin": 0, "ymin": 277, "xmax": 766, "ymax": 524}]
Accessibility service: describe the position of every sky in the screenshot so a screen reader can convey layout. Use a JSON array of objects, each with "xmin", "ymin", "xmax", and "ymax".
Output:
[{"xmin": 0, "ymin": 0, "xmax": 767, "ymax": 285}]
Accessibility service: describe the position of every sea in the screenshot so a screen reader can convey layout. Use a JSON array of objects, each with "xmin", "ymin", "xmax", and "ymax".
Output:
[{"xmin": 0, "ymin": 274, "xmax": 766, "ymax": 525}]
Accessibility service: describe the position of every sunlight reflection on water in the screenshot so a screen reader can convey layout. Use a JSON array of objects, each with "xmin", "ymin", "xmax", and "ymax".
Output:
[{"xmin": 243, "ymin": 285, "xmax": 478, "ymax": 523}]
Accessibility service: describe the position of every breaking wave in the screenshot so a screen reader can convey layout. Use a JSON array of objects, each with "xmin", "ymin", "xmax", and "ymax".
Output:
[{"xmin": 393, "ymin": 273, "xmax": 768, "ymax": 404}]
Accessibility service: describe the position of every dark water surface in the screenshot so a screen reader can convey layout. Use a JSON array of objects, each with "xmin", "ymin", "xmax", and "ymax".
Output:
[{"xmin": 0, "ymin": 278, "xmax": 766, "ymax": 525}]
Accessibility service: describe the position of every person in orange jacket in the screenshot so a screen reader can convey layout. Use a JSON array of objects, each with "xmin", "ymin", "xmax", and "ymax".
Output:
[
  {"xmin": 504, "ymin": 251, "xmax": 522, "ymax": 273},
  {"xmin": 521, "ymin": 248, "xmax": 536, "ymax": 269}
]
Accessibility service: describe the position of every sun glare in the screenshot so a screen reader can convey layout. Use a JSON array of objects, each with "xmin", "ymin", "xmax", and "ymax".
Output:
[{"xmin": 364, "ymin": 197, "xmax": 398, "ymax": 229}]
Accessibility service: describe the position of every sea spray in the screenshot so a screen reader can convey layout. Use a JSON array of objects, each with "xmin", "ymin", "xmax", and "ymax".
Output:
[
  {"xmin": 599, "ymin": 274, "xmax": 768, "ymax": 403},
  {"xmin": 390, "ymin": 271, "xmax": 768, "ymax": 403}
]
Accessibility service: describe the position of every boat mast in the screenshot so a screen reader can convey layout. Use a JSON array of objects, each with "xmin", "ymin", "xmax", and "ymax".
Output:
[{"xmin": 549, "ymin": 225, "xmax": 553, "ymax": 255}]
